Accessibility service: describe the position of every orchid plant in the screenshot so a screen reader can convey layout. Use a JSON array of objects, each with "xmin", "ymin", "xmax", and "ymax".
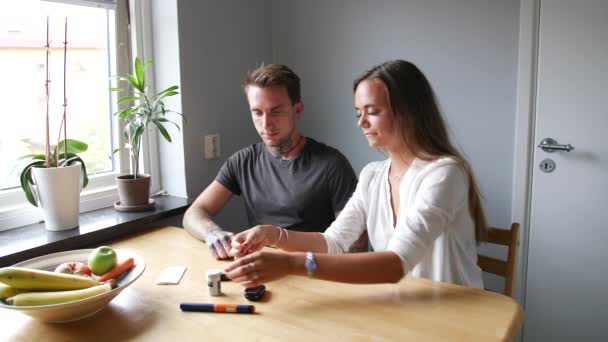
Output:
[{"xmin": 17, "ymin": 17, "xmax": 88, "ymax": 207}]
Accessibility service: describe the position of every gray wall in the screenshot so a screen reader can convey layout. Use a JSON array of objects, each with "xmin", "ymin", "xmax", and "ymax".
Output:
[
  {"xmin": 270, "ymin": 0, "xmax": 520, "ymax": 291},
  {"xmin": 271, "ymin": 0, "xmax": 519, "ymax": 228},
  {"xmin": 174, "ymin": 0, "xmax": 272, "ymax": 231},
  {"xmin": 158, "ymin": 0, "xmax": 520, "ymax": 290}
]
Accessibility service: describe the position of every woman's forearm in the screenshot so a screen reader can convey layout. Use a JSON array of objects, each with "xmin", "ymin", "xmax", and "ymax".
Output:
[
  {"xmin": 289, "ymin": 251, "xmax": 404, "ymax": 284},
  {"xmin": 272, "ymin": 228, "xmax": 328, "ymax": 253}
]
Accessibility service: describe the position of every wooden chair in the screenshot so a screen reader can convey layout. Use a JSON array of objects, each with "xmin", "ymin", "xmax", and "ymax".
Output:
[{"xmin": 477, "ymin": 223, "xmax": 520, "ymax": 298}]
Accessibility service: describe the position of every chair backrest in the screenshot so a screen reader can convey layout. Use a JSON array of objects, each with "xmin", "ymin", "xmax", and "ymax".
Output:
[{"xmin": 477, "ymin": 223, "xmax": 520, "ymax": 298}]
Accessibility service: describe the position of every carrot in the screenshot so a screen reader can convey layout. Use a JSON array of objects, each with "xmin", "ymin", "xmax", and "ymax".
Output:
[{"xmin": 98, "ymin": 258, "xmax": 135, "ymax": 282}]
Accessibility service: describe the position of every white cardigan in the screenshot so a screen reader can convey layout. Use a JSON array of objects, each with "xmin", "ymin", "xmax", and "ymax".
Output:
[{"xmin": 322, "ymin": 157, "xmax": 483, "ymax": 288}]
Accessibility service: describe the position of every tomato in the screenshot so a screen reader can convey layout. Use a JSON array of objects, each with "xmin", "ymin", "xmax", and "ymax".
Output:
[{"xmin": 54, "ymin": 261, "xmax": 92, "ymax": 276}]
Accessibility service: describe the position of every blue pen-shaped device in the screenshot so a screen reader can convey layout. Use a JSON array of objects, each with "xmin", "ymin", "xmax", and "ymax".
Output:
[{"xmin": 180, "ymin": 303, "xmax": 255, "ymax": 314}]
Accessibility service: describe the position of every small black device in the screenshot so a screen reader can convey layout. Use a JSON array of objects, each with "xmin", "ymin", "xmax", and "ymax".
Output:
[
  {"xmin": 244, "ymin": 285, "xmax": 266, "ymax": 301},
  {"xmin": 220, "ymin": 272, "xmax": 231, "ymax": 282}
]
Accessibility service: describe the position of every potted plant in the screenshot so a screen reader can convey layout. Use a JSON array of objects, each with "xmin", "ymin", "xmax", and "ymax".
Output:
[
  {"xmin": 16, "ymin": 18, "xmax": 88, "ymax": 231},
  {"xmin": 110, "ymin": 57, "xmax": 183, "ymax": 210},
  {"xmin": 18, "ymin": 139, "xmax": 89, "ymax": 231}
]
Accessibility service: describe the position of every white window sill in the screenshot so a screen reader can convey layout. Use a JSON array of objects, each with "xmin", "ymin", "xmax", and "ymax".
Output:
[{"xmin": 0, "ymin": 186, "xmax": 120, "ymax": 232}]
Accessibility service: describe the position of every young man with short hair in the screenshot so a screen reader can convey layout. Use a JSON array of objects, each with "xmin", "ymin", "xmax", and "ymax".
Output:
[{"xmin": 184, "ymin": 64, "xmax": 361, "ymax": 259}]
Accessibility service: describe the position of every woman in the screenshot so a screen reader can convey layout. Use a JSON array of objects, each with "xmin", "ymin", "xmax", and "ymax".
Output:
[{"xmin": 224, "ymin": 60, "xmax": 487, "ymax": 289}]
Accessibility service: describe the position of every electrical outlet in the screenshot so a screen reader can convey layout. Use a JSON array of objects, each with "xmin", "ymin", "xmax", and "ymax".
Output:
[
  {"xmin": 212, "ymin": 134, "xmax": 220, "ymax": 157},
  {"xmin": 204, "ymin": 134, "xmax": 220, "ymax": 159}
]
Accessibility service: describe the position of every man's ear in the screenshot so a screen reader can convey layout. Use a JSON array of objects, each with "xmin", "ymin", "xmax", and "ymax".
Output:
[{"xmin": 294, "ymin": 101, "xmax": 304, "ymax": 120}]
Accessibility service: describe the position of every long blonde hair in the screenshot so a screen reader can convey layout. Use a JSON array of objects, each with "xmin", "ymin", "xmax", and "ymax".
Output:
[{"xmin": 354, "ymin": 60, "xmax": 487, "ymax": 242}]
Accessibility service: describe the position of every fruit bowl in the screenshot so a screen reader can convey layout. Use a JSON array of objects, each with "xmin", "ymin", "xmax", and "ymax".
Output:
[{"xmin": 0, "ymin": 249, "xmax": 145, "ymax": 323}]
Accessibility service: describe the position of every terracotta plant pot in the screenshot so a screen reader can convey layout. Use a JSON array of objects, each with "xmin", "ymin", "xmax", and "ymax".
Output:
[{"xmin": 116, "ymin": 174, "xmax": 151, "ymax": 207}]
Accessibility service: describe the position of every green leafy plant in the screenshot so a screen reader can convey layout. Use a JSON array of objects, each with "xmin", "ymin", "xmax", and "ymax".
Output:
[
  {"xmin": 110, "ymin": 57, "xmax": 184, "ymax": 178},
  {"xmin": 18, "ymin": 139, "xmax": 89, "ymax": 206}
]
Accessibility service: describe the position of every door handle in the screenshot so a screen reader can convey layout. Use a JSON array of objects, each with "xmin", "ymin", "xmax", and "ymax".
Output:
[{"xmin": 538, "ymin": 138, "xmax": 574, "ymax": 152}]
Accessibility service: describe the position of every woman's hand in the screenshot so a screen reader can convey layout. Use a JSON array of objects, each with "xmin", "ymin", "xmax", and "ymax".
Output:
[
  {"xmin": 229, "ymin": 225, "xmax": 280, "ymax": 258},
  {"xmin": 224, "ymin": 250, "xmax": 294, "ymax": 288}
]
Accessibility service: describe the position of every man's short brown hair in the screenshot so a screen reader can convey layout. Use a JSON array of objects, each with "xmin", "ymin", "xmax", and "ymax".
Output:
[{"xmin": 242, "ymin": 64, "xmax": 301, "ymax": 104}]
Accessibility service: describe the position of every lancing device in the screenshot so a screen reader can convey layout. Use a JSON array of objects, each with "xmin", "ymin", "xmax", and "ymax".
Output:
[{"xmin": 180, "ymin": 303, "xmax": 255, "ymax": 314}]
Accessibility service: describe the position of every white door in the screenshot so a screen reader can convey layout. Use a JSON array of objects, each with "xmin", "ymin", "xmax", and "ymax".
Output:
[{"xmin": 524, "ymin": 0, "xmax": 608, "ymax": 340}]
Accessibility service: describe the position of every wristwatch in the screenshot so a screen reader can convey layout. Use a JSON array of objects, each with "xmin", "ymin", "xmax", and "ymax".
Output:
[{"xmin": 305, "ymin": 251, "xmax": 317, "ymax": 278}]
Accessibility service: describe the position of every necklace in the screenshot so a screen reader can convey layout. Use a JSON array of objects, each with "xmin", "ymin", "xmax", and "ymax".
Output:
[
  {"xmin": 389, "ymin": 164, "xmax": 407, "ymax": 184},
  {"xmin": 390, "ymin": 173, "xmax": 401, "ymax": 186}
]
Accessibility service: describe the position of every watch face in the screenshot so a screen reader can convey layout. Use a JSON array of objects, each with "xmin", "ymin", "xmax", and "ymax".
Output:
[{"xmin": 305, "ymin": 252, "xmax": 317, "ymax": 276}]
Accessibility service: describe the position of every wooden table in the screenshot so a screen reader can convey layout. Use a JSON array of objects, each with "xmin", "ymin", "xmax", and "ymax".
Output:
[{"xmin": 0, "ymin": 226, "xmax": 523, "ymax": 341}]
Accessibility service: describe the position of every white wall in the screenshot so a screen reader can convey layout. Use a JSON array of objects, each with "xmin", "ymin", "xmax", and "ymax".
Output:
[{"xmin": 151, "ymin": 0, "xmax": 187, "ymax": 198}]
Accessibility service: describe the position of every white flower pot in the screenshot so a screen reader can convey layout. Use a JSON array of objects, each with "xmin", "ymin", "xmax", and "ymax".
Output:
[{"xmin": 32, "ymin": 164, "xmax": 82, "ymax": 231}]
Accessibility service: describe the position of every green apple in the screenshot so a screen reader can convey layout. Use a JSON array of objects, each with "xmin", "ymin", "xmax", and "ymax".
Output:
[{"xmin": 88, "ymin": 246, "xmax": 117, "ymax": 276}]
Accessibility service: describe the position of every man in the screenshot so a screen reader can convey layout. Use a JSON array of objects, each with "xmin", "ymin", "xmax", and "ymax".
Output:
[{"xmin": 183, "ymin": 64, "xmax": 360, "ymax": 259}]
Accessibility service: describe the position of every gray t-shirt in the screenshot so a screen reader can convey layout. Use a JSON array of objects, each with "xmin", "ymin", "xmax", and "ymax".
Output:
[{"xmin": 216, "ymin": 138, "xmax": 357, "ymax": 232}]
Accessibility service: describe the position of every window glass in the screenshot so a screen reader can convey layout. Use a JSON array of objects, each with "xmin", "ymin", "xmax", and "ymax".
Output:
[{"xmin": 0, "ymin": 0, "xmax": 116, "ymax": 190}]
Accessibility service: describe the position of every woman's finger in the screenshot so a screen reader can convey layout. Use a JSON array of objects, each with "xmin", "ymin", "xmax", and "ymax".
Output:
[
  {"xmin": 226, "ymin": 258, "xmax": 265, "ymax": 282},
  {"xmin": 242, "ymin": 280, "xmax": 261, "ymax": 288},
  {"xmin": 224, "ymin": 266, "xmax": 246, "ymax": 280},
  {"xmin": 224, "ymin": 255, "xmax": 250, "ymax": 273},
  {"xmin": 228, "ymin": 247, "xmax": 243, "ymax": 258},
  {"xmin": 242, "ymin": 231, "xmax": 259, "ymax": 248},
  {"xmin": 230, "ymin": 271, "xmax": 263, "ymax": 287},
  {"xmin": 231, "ymin": 232, "xmax": 247, "ymax": 245},
  {"xmin": 228, "ymin": 274, "xmax": 250, "ymax": 283}
]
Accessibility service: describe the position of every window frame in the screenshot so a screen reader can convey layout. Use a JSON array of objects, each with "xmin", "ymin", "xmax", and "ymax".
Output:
[{"xmin": 0, "ymin": 0, "xmax": 160, "ymax": 231}]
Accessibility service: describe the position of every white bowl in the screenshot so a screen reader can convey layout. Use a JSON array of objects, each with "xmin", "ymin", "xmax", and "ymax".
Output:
[{"xmin": 0, "ymin": 248, "xmax": 145, "ymax": 323}]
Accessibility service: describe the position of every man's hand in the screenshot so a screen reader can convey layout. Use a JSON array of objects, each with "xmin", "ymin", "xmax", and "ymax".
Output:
[{"xmin": 206, "ymin": 230, "xmax": 234, "ymax": 259}]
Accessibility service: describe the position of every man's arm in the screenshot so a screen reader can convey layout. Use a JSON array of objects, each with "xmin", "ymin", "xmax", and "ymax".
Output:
[{"xmin": 183, "ymin": 181, "xmax": 234, "ymax": 258}]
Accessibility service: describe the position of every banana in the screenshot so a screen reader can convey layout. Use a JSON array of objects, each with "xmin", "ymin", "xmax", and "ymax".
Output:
[
  {"xmin": 0, "ymin": 284, "xmax": 29, "ymax": 300},
  {"xmin": 0, "ymin": 267, "xmax": 102, "ymax": 290},
  {"xmin": 6, "ymin": 283, "xmax": 112, "ymax": 306}
]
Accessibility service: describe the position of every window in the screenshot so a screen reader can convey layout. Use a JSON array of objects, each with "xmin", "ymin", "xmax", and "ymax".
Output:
[{"xmin": 0, "ymin": 0, "xmax": 156, "ymax": 230}]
